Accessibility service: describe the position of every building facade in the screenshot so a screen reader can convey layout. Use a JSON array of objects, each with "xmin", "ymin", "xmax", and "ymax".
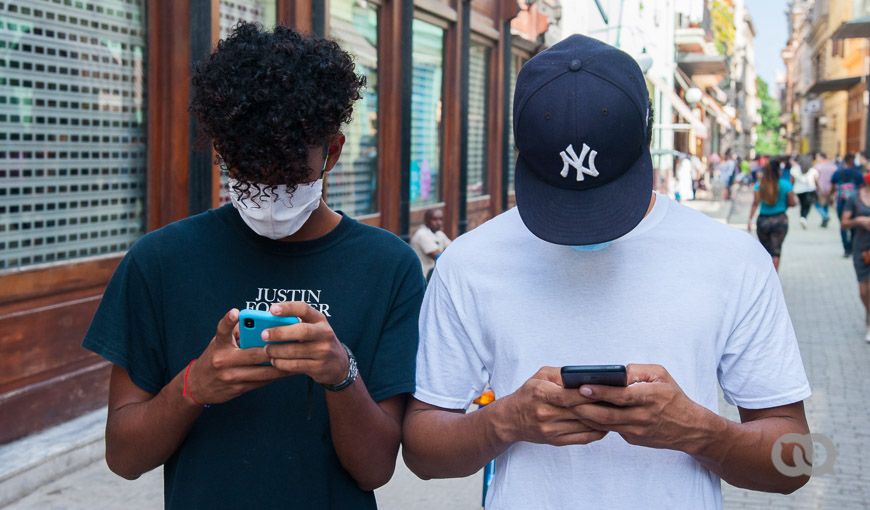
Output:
[
  {"xmin": 0, "ymin": 0, "xmax": 558, "ymax": 444},
  {"xmin": 562, "ymin": 0, "xmax": 758, "ymax": 195},
  {"xmin": 782, "ymin": 0, "xmax": 870, "ymax": 158}
]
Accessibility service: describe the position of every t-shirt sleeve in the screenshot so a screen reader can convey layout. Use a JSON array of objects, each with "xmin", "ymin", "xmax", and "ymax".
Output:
[
  {"xmin": 846, "ymin": 195, "xmax": 858, "ymax": 217},
  {"xmin": 782, "ymin": 179, "xmax": 794, "ymax": 193},
  {"xmin": 82, "ymin": 251, "xmax": 166, "ymax": 394},
  {"xmin": 365, "ymin": 252, "xmax": 426, "ymax": 402},
  {"xmin": 414, "ymin": 269, "xmax": 489, "ymax": 410},
  {"xmin": 718, "ymin": 264, "xmax": 811, "ymax": 409}
]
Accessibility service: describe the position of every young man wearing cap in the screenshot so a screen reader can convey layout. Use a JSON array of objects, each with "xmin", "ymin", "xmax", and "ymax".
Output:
[{"xmin": 403, "ymin": 35, "xmax": 811, "ymax": 508}]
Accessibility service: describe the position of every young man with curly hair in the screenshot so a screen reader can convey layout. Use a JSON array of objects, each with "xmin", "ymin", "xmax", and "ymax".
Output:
[{"xmin": 82, "ymin": 23, "xmax": 424, "ymax": 509}]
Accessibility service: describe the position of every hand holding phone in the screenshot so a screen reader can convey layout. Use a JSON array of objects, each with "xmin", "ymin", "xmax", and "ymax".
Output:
[
  {"xmin": 238, "ymin": 309, "xmax": 301, "ymax": 349},
  {"xmin": 560, "ymin": 365, "xmax": 627, "ymax": 388}
]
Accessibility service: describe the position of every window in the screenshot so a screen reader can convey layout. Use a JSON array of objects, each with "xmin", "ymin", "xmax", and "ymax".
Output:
[
  {"xmin": 467, "ymin": 41, "xmax": 490, "ymax": 197},
  {"xmin": 0, "ymin": 0, "xmax": 147, "ymax": 271},
  {"xmin": 831, "ymin": 38, "xmax": 844, "ymax": 58},
  {"xmin": 328, "ymin": 0, "xmax": 378, "ymax": 217},
  {"xmin": 219, "ymin": 0, "xmax": 275, "ymax": 37},
  {"xmin": 410, "ymin": 18, "xmax": 444, "ymax": 207},
  {"xmin": 217, "ymin": 0, "xmax": 276, "ymax": 205}
]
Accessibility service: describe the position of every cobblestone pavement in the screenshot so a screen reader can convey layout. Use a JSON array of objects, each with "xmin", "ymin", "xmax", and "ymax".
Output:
[
  {"xmin": 717, "ymin": 190, "xmax": 870, "ymax": 509},
  {"xmin": 6, "ymin": 193, "xmax": 869, "ymax": 509}
]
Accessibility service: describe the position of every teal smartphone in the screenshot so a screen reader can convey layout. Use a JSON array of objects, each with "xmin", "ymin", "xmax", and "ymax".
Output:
[{"xmin": 238, "ymin": 309, "xmax": 301, "ymax": 349}]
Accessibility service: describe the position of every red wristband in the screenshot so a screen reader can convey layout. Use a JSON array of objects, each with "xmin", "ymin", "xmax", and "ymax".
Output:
[{"xmin": 183, "ymin": 358, "xmax": 208, "ymax": 408}]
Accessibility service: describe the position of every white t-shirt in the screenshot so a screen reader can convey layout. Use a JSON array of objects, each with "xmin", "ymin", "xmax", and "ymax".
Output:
[
  {"xmin": 410, "ymin": 226, "xmax": 452, "ymax": 276},
  {"xmin": 793, "ymin": 167, "xmax": 819, "ymax": 194},
  {"xmin": 415, "ymin": 194, "xmax": 811, "ymax": 510}
]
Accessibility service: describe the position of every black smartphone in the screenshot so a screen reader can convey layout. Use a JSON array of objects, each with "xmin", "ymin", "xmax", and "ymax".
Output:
[{"xmin": 561, "ymin": 365, "xmax": 627, "ymax": 388}]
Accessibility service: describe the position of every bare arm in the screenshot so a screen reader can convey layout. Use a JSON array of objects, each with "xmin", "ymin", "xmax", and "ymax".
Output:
[
  {"xmin": 402, "ymin": 367, "xmax": 605, "ymax": 479},
  {"xmin": 105, "ymin": 366, "xmax": 201, "ymax": 479},
  {"xmin": 747, "ymin": 190, "xmax": 761, "ymax": 230},
  {"xmin": 691, "ymin": 403, "xmax": 810, "ymax": 493},
  {"xmin": 265, "ymin": 302, "xmax": 408, "ymax": 491},
  {"xmin": 573, "ymin": 364, "xmax": 810, "ymax": 494},
  {"xmin": 105, "ymin": 309, "xmax": 285, "ymax": 479},
  {"xmin": 840, "ymin": 208, "xmax": 870, "ymax": 230},
  {"xmin": 325, "ymin": 382, "xmax": 407, "ymax": 490}
]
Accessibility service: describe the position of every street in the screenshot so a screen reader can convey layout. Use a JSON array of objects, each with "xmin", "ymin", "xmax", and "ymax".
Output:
[{"xmin": 6, "ymin": 193, "xmax": 870, "ymax": 509}]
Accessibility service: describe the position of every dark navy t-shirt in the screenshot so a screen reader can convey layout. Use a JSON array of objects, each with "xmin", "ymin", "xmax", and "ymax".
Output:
[
  {"xmin": 831, "ymin": 166, "xmax": 864, "ymax": 204},
  {"xmin": 83, "ymin": 204, "xmax": 425, "ymax": 509}
]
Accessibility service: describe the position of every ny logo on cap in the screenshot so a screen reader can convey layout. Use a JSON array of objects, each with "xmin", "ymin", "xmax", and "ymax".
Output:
[{"xmin": 559, "ymin": 143, "xmax": 599, "ymax": 181}]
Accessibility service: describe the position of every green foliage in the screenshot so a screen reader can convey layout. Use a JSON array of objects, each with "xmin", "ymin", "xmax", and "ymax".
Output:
[
  {"xmin": 711, "ymin": 0, "xmax": 735, "ymax": 56},
  {"xmin": 755, "ymin": 77, "xmax": 784, "ymax": 156}
]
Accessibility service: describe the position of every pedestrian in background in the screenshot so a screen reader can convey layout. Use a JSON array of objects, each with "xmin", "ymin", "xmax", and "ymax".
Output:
[
  {"xmin": 793, "ymin": 159, "xmax": 819, "ymax": 229},
  {"xmin": 839, "ymin": 172, "xmax": 870, "ymax": 344},
  {"xmin": 718, "ymin": 150, "xmax": 736, "ymax": 200},
  {"xmin": 813, "ymin": 152, "xmax": 836, "ymax": 227},
  {"xmin": 748, "ymin": 159, "xmax": 796, "ymax": 271},
  {"xmin": 676, "ymin": 155, "xmax": 694, "ymax": 201},
  {"xmin": 410, "ymin": 208, "xmax": 452, "ymax": 280},
  {"xmin": 830, "ymin": 153, "xmax": 865, "ymax": 257}
]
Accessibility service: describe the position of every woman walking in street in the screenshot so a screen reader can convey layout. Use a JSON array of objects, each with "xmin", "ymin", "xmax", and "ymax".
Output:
[
  {"xmin": 793, "ymin": 158, "xmax": 819, "ymax": 229},
  {"xmin": 748, "ymin": 159, "xmax": 796, "ymax": 271},
  {"xmin": 839, "ymin": 172, "xmax": 870, "ymax": 343}
]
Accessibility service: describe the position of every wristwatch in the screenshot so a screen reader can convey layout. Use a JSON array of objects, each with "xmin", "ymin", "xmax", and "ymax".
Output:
[{"xmin": 322, "ymin": 343, "xmax": 358, "ymax": 392}]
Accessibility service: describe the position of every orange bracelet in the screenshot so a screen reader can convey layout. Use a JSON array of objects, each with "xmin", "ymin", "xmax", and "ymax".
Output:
[{"xmin": 182, "ymin": 359, "xmax": 208, "ymax": 407}]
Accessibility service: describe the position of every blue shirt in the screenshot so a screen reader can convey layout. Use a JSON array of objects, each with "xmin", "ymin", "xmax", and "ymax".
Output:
[
  {"xmin": 831, "ymin": 166, "xmax": 864, "ymax": 203},
  {"xmin": 755, "ymin": 178, "xmax": 793, "ymax": 216}
]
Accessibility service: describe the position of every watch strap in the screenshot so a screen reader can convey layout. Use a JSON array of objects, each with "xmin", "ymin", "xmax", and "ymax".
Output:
[{"xmin": 322, "ymin": 343, "xmax": 358, "ymax": 392}]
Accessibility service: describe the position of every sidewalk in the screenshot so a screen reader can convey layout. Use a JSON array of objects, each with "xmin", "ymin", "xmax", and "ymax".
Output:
[
  {"xmin": 717, "ymin": 188, "xmax": 870, "ymax": 509},
  {"xmin": 4, "ymin": 190, "xmax": 869, "ymax": 509}
]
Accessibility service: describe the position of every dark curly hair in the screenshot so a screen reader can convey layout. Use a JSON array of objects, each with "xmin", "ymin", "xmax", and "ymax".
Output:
[{"xmin": 190, "ymin": 22, "xmax": 365, "ymax": 199}]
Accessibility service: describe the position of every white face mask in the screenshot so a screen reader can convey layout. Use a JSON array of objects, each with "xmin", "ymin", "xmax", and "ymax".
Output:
[{"xmin": 229, "ymin": 178, "xmax": 324, "ymax": 240}]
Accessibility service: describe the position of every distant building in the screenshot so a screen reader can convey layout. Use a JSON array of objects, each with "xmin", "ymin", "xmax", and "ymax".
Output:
[{"xmin": 782, "ymin": 0, "xmax": 870, "ymax": 157}]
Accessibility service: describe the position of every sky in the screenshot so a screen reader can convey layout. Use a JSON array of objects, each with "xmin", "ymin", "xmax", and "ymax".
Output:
[{"xmin": 745, "ymin": 0, "xmax": 789, "ymax": 92}]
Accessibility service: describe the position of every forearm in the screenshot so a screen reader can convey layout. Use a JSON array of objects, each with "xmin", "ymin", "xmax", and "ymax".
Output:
[
  {"xmin": 686, "ymin": 408, "xmax": 810, "ymax": 493},
  {"xmin": 748, "ymin": 203, "xmax": 759, "ymax": 222},
  {"xmin": 325, "ymin": 377, "xmax": 403, "ymax": 491},
  {"xmin": 403, "ymin": 398, "xmax": 513, "ymax": 479},
  {"xmin": 106, "ymin": 372, "xmax": 202, "ymax": 479}
]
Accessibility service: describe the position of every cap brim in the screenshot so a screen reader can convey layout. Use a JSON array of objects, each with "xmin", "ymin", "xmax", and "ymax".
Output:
[{"xmin": 515, "ymin": 149, "xmax": 653, "ymax": 245}]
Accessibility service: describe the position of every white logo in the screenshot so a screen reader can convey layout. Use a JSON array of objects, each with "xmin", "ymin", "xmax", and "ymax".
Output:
[{"xmin": 559, "ymin": 143, "xmax": 599, "ymax": 181}]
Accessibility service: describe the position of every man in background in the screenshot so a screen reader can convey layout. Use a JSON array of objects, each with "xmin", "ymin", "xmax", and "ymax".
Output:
[
  {"xmin": 814, "ymin": 152, "xmax": 837, "ymax": 228},
  {"xmin": 831, "ymin": 153, "xmax": 865, "ymax": 256},
  {"xmin": 718, "ymin": 150, "xmax": 737, "ymax": 200},
  {"xmin": 411, "ymin": 209, "xmax": 452, "ymax": 280}
]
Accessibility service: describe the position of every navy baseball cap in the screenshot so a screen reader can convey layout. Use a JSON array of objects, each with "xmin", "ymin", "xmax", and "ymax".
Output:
[{"xmin": 514, "ymin": 34, "xmax": 653, "ymax": 245}]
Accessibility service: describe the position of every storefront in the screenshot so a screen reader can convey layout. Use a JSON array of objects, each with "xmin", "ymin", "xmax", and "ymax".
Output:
[{"xmin": 0, "ymin": 0, "xmax": 558, "ymax": 443}]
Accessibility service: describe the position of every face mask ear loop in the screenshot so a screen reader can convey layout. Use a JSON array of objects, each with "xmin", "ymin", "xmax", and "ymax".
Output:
[{"xmin": 320, "ymin": 145, "xmax": 330, "ymax": 180}]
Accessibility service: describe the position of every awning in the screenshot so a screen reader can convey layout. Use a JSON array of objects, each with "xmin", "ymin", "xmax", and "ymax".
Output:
[
  {"xmin": 806, "ymin": 76, "xmax": 863, "ymax": 95},
  {"xmin": 648, "ymin": 74, "xmax": 707, "ymax": 139},
  {"xmin": 701, "ymin": 95, "xmax": 733, "ymax": 130},
  {"xmin": 677, "ymin": 53, "xmax": 728, "ymax": 77},
  {"xmin": 832, "ymin": 16, "xmax": 870, "ymax": 40}
]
